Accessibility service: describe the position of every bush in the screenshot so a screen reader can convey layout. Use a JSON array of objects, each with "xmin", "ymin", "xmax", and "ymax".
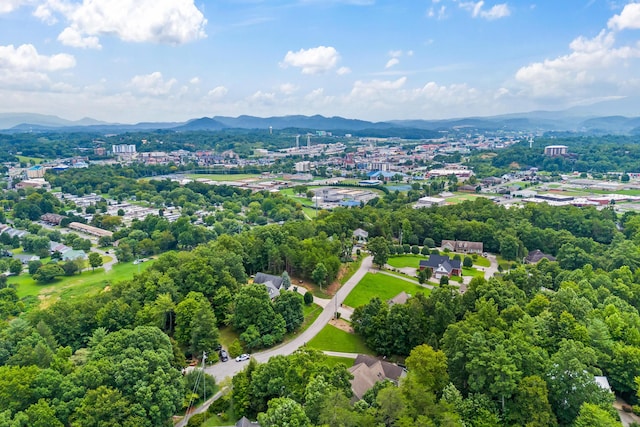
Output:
[
  {"xmin": 304, "ymin": 291, "xmax": 313, "ymax": 305},
  {"xmin": 453, "ymin": 254, "xmax": 461, "ymax": 261},
  {"xmin": 463, "ymin": 256, "xmax": 473, "ymax": 268},
  {"xmin": 356, "ymin": 249, "xmax": 361, "ymax": 256},
  {"xmin": 402, "ymin": 244, "xmax": 410, "ymax": 254},
  {"xmin": 440, "ymin": 276, "xmax": 449, "ymax": 285},
  {"xmin": 187, "ymin": 413, "xmax": 206, "ymax": 427},
  {"xmin": 421, "ymin": 246, "xmax": 430, "ymax": 256},
  {"xmin": 207, "ymin": 394, "xmax": 230, "ymax": 415},
  {"xmin": 228, "ymin": 339, "xmax": 243, "ymax": 358},
  {"xmin": 431, "ymin": 249, "xmax": 440, "ymax": 255},
  {"xmin": 411, "ymin": 245, "xmax": 420, "ymax": 254},
  {"xmin": 423, "ymin": 237, "xmax": 435, "ymax": 248}
]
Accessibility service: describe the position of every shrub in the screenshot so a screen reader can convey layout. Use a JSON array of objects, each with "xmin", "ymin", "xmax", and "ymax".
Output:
[
  {"xmin": 356, "ymin": 249, "xmax": 361, "ymax": 256},
  {"xmin": 187, "ymin": 413, "xmax": 206, "ymax": 427},
  {"xmin": 440, "ymin": 276, "xmax": 449, "ymax": 285},
  {"xmin": 411, "ymin": 245, "xmax": 420, "ymax": 254},
  {"xmin": 463, "ymin": 256, "xmax": 473, "ymax": 268},
  {"xmin": 423, "ymin": 237, "xmax": 435, "ymax": 248},
  {"xmin": 304, "ymin": 291, "xmax": 313, "ymax": 305},
  {"xmin": 229, "ymin": 339, "xmax": 243, "ymax": 358}
]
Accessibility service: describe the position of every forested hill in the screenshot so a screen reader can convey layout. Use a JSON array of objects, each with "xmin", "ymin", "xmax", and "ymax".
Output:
[{"xmin": 468, "ymin": 135, "xmax": 640, "ymax": 177}]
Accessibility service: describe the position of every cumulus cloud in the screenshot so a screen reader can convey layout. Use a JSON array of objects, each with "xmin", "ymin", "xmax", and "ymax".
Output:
[
  {"xmin": 460, "ymin": 1, "xmax": 510, "ymax": 20},
  {"xmin": 349, "ymin": 77, "xmax": 407, "ymax": 99},
  {"xmin": 207, "ymin": 86, "xmax": 228, "ymax": 98},
  {"xmin": 130, "ymin": 71, "xmax": 176, "ymax": 96},
  {"xmin": 0, "ymin": 0, "xmax": 33, "ymax": 14},
  {"xmin": 385, "ymin": 58, "xmax": 400, "ymax": 69},
  {"xmin": 279, "ymin": 83, "xmax": 298, "ymax": 95},
  {"xmin": 35, "ymin": 0, "xmax": 207, "ymax": 49},
  {"xmin": 281, "ymin": 46, "xmax": 340, "ymax": 74},
  {"xmin": 190, "ymin": 77, "xmax": 201, "ymax": 85},
  {"xmin": 336, "ymin": 66, "xmax": 351, "ymax": 75},
  {"xmin": 608, "ymin": 2, "xmax": 640, "ymax": 31},
  {"xmin": 515, "ymin": 30, "xmax": 640, "ymax": 97},
  {"xmin": 0, "ymin": 44, "xmax": 75, "ymax": 71}
]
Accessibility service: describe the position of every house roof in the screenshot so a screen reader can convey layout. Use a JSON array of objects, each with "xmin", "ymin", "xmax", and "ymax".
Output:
[
  {"xmin": 388, "ymin": 291, "xmax": 410, "ymax": 306},
  {"xmin": 254, "ymin": 272, "xmax": 284, "ymax": 289},
  {"xmin": 525, "ymin": 249, "xmax": 556, "ymax": 264},
  {"xmin": 353, "ymin": 228, "xmax": 369, "ymax": 238},
  {"xmin": 420, "ymin": 254, "xmax": 461, "ymax": 271},
  {"xmin": 348, "ymin": 355, "xmax": 405, "ymax": 400},
  {"xmin": 441, "ymin": 240, "xmax": 483, "ymax": 252},
  {"xmin": 236, "ymin": 416, "xmax": 260, "ymax": 427}
]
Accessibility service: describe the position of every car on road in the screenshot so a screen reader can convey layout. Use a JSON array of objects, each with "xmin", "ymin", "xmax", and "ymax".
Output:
[
  {"xmin": 235, "ymin": 353, "xmax": 250, "ymax": 362},
  {"xmin": 219, "ymin": 349, "xmax": 229, "ymax": 362}
]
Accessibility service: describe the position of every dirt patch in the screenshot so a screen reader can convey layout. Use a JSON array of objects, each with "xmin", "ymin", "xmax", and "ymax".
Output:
[{"xmin": 329, "ymin": 318, "xmax": 354, "ymax": 333}]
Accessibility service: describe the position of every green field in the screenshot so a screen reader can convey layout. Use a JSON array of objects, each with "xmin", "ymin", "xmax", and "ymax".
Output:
[
  {"xmin": 186, "ymin": 173, "xmax": 260, "ymax": 181},
  {"xmin": 16, "ymin": 155, "xmax": 47, "ymax": 164},
  {"xmin": 387, "ymin": 255, "xmax": 426, "ymax": 268},
  {"xmin": 9, "ymin": 260, "xmax": 154, "ymax": 308},
  {"xmin": 343, "ymin": 273, "xmax": 429, "ymax": 308},
  {"xmin": 307, "ymin": 324, "xmax": 373, "ymax": 354},
  {"xmin": 473, "ymin": 255, "xmax": 491, "ymax": 267}
]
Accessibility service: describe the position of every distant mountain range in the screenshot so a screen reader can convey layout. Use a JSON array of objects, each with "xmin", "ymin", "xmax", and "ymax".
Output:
[{"xmin": 2, "ymin": 99, "xmax": 640, "ymax": 136}]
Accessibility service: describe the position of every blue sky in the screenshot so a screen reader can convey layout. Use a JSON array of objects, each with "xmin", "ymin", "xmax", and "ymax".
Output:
[{"xmin": 1, "ymin": 0, "xmax": 640, "ymax": 123}]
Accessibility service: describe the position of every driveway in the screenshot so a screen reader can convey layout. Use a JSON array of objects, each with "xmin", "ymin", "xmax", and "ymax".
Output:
[{"xmin": 202, "ymin": 256, "xmax": 373, "ymax": 383}]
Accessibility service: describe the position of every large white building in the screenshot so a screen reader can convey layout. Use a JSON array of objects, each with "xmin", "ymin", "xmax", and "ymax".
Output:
[
  {"xmin": 543, "ymin": 145, "xmax": 568, "ymax": 156},
  {"xmin": 112, "ymin": 144, "xmax": 136, "ymax": 154},
  {"xmin": 295, "ymin": 161, "xmax": 311, "ymax": 173}
]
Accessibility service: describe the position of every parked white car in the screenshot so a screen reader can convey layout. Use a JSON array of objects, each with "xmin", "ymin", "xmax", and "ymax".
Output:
[{"xmin": 235, "ymin": 353, "xmax": 250, "ymax": 362}]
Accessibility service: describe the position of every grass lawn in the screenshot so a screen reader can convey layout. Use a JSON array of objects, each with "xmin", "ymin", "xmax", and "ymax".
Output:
[
  {"xmin": 285, "ymin": 303, "xmax": 322, "ymax": 340},
  {"xmin": 343, "ymin": 273, "xmax": 430, "ymax": 308},
  {"xmin": 217, "ymin": 326, "xmax": 240, "ymax": 350},
  {"xmin": 323, "ymin": 355, "xmax": 356, "ymax": 369},
  {"xmin": 387, "ymin": 254, "xmax": 426, "ymax": 268},
  {"xmin": 9, "ymin": 260, "xmax": 154, "ymax": 308},
  {"xmin": 307, "ymin": 324, "xmax": 373, "ymax": 354},
  {"xmin": 16, "ymin": 155, "xmax": 47, "ymax": 164},
  {"xmin": 462, "ymin": 267, "xmax": 485, "ymax": 278},
  {"xmin": 473, "ymin": 256, "xmax": 491, "ymax": 267},
  {"xmin": 186, "ymin": 173, "xmax": 260, "ymax": 181}
]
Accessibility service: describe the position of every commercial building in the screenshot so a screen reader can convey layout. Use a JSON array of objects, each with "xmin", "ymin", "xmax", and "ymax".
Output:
[{"xmin": 543, "ymin": 145, "xmax": 568, "ymax": 156}]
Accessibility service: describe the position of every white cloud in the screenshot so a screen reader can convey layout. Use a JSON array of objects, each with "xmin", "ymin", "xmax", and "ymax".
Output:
[
  {"xmin": 336, "ymin": 66, "xmax": 351, "ymax": 75},
  {"xmin": 35, "ymin": 0, "xmax": 207, "ymax": 48},
  {"xmin": 281, "ymin": 46, "xmax": 340, "ymax": 74},
  {"xmin": 460, "ymin": 1, "xmax": 510, "ymax": 20},
  {"xmin": 249, "ymin": 90, "xmax": 276, "ymax": 104},
  {"xmin": 57, "ymin": 27, "xmax": 101, "ymax": 49},
  {"xmin": 385, "ymin": 58, "xmax": 400, "ymax": 69},
  {"xmin": 0, "ymin": 44, "xmax": 75, "ymax": 71},
  {"xmin": 389, "ymin": 50, "xmax": 403, "ymax": 58},
  {"xmin": 0, "ymin": 0, "xmax": 33, "ymax": 14},
  {"xmin": 427, "ymin": 5, "xmax": 447, "ymax": 19},
  {"xmin": 608, "ymin": 2, "xmax": 640, "ymax": 31},
  {"xmin": 130, "ymin": 71, "xmax": 176, "ymax": 96},
  {"xmin": 190, "ymin": 77, "xmax": 201, "ymax": 85},
  {"xmin": 515, "ymin": 30, "xmax": 640, "ymax": 97},
  {"xmin": 207, "ymin": 86, "xmax": 228, "ymax": 99},
  {"xmin": 279, "ymin": 83, "xmax": 298, "ymax": 95},
  {"xmin": 349, "ymin": 77, "xmax": 407, "ymax": 99}
]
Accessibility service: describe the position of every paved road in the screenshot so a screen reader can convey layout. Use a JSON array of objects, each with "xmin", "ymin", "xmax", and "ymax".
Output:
[{"xmin": 202, "ymin": 256, "xmax": 373, "ymax": 383}]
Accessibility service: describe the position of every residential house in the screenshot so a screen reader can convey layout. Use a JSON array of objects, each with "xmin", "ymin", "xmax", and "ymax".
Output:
[
  {"xmin": 14, "ymin": 254, "xmax": 40, "ymax": 264},
  {"xmin": 348, "ymin": 355, "xmax": 405, "ymax": 400},
  {"xmin": 387, "ymin": 291, "xmax": 410, "ymax": 306},
  {"xmin": 352, "ymin": 228, "xmax": 369, "ymax": 245},
  {"xmin": 41, "ymin": 213, "xmax": 65, "ymax": 225},
  {"xmin": 524, "ymin": 249, "xmax": 556, "ymax": 264},
  {"xmin": 419, "ymin": 255, "xmax": 461, "ymax": 279},
  {"xmin": 236, "ymin": 417, "xmax": 260, "ymax": 427},
  {"xmin": 253, "ymin": 272, "xmax": 285, "ymax": 299},
  {"xmin": 441, "ymin": 240, "xmax": 483, "ymax": 254}
]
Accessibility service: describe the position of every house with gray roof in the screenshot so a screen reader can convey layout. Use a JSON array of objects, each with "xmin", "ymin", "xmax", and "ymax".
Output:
[
  {"xmin": 348, "ymin": 355, "xmax": 405, "ymax": 401},
  {"xmin": 253, "ymin": 272, "xmax": 285, "ymax": 299}
]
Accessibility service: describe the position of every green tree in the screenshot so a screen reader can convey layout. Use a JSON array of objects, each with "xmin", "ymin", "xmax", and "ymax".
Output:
[
  {"xmin": 367, "ymin": 236, "xmax": 390, "ymax": 268},
  {"xmin": 274, "ymin": 291, "xmax": 304, "ymax": 333},
  {"xmin": 463, "ymin": 256, "xmax": 473, "ymax": 268},
  {"xmin": 508, "ymin": 375, "xmax": 557, "ymax": 427},
  {"xmin": 27, "ymin": 260, "xmax": 42, "ymax": 275},
  {"xmin": 404, "ymin": 344, "xmax": 449, "ymax": 395},
  {"xmin": 8, "ymin": 259, "xmax": 22, "ymax": 276},
  {"xmin": 175, "ymin": 292, "xmax": 219, "ymax": 357},
  {"xmin": 70, "ymin": 386, "xmax": 143, "ymax": 427},
  {"xmin": 88, "ymin": 252, "xmax": 103, "ymax": 271},
  {"xmin": 281, "ymin": 271, "xmax": 292, "ymax": 290},
  {"xmin": 257, "ymin": 397, "xmax": 311, "ymax": 427},
  {"xmin": 33, "ymin": 264, "xmax": 64, "ymax": 283},
  {"xmin": 573, "ymin": 403, "xmax": 620, "ymax": 427},
  {"xmin": 312, "ymin": 262, "xmax": 328, "ymax": 291}
]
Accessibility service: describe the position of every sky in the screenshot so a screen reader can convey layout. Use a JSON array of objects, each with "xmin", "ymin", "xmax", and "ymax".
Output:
[{"xmin": 1, "ymin": 0, "xmax": 640, "ymax": 123}]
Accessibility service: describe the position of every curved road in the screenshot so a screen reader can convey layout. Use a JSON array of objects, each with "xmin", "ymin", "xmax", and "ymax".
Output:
[{"xmin": 202, "ymin": 256, "xmax": 373, "ymax": 383}]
